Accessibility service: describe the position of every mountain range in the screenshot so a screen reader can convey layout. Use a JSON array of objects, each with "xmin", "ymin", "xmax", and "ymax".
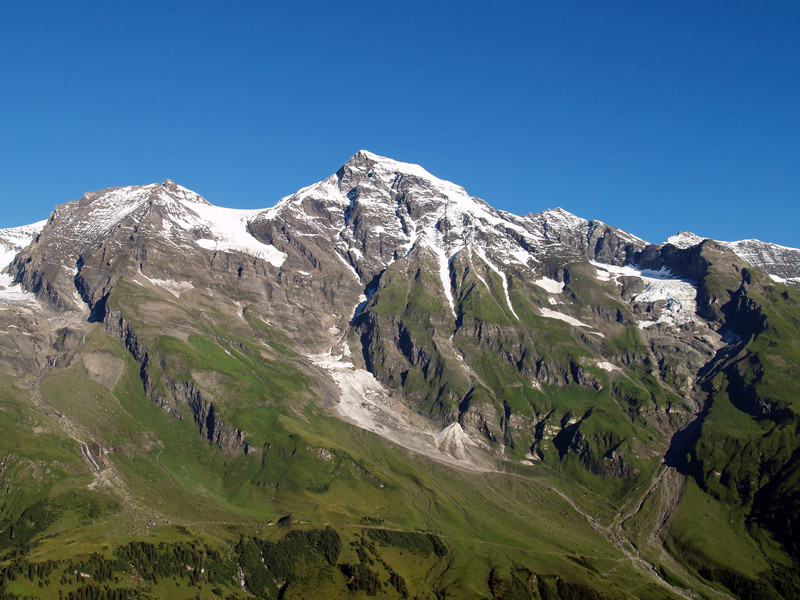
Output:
[{"xmin": 2, "ymin": 150, "xmax": 800, "ymax": 600}]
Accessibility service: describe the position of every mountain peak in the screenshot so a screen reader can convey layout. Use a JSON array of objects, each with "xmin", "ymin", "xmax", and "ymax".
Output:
[
  {"xmin": 341, "ymin": 150, "xmax": 467, "ymax": 196},
  {"xmin": 351, "ymin": 149, "xmax": 382, "ymax": 162},
  {"xmin": 665, "ymin": 231, "xmax": 706, "ymax": 249},
  {"xmin": 536, "ymin": 207, "xmax": 587, "ymax": 229},
  {"xmin": 157, "ymin": 180, "xmax": 211, "ymax": 205}
]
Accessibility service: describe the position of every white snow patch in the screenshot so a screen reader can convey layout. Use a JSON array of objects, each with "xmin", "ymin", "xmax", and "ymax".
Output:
[
  {"xmin": 182, "ymin": 201, "xmax": 286, "ymax": 267},
  {"xmin": 665, "ymin": 232, "xmax": 706, "ymax": 249},
  {"xmin": 0, "ymin": 220, "xmax": 47, "ymax": 269},
  {"xmin": 423, "ymin": 240, "xmax": 456, "ymax": 318},
  {"xmin": 138, "ymin": 271, "xmax": 194, "ymax": 297},
  {"xmin": 539, "ymin": 207, "xmax": 586, "ymax": 231},
  {"xmin": 473, "ymin": 269, "xmax": 490, "ymax": 291},
  {"xmin": 590, "ymin": 262, "xmax": 680, "ymax": 281},
  {"xmin": 351, "ymin": 292, "xmax": 369, "ymax": 324},
  {"xmin": 0, "ymin": 217, "xmax": 47, "ymax": 312},
  {"xmin": 335, "ymin": 250, "xmax": 361, "ymax": 282},
  {"xmin": 539, "ymin": 307, "xmax": 591, "ymax": 328},
  {"xmin": 78, "ymin": 187, "xmax": 153, "ymax": 238},
  {"xmin": 593, "ymin": 268, "xmax": 612, "ymax": 282},
  {"xmin": 722, "ymin": 238, "xmax": 800, "ymax": 267},
  {"xmin": 358, "ymin": 150, "xmax": 469, "ymax": 199},
  {"xmin": 474, "ymin": 247, "xmax": 518, "ymax": 320},
  {"xmin": 534, "ymin": 277, "xmax": 565, "ymax": 294},
  {"xmin": 0, "ymin": 273, "xmax": 40, "ymax": 310},
  {"xmin": 596, "ymin": 361, "xmax": 618, "ymax": 372},
  {"xmin": 0, "ymin": 248, "xmax": 17, "ymax": 272},
  {"xmin": 490, "ymin": 263, "xmax": 518, "ymax": 319},
  {"xmin": 507, "ymin": 247, "xmax": 535, "ymax": 266}
]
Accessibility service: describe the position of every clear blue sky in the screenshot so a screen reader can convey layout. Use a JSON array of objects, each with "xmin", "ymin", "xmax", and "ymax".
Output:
[{"xmin": 2, "ymin": 2, "xmax": 799, "ymax": 246}]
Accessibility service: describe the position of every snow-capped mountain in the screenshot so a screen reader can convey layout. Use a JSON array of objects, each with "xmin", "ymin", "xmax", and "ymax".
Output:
[
  {"xmin": 3, "ymin": 151, "xmax": 800, "ymax": 600},
  {"xmin": 2, "ymin": 149, "xmax": 796, "ymax": 466},
  {"xmin": 5, "ymin": 150, "xmax": 797, "ymax": 347}
]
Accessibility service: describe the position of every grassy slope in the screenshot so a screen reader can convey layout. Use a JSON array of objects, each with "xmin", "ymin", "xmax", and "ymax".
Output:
[
  {"xmin": 1, "ymin": 320, "xmax": 677, "ymax": 599},
  {"xmin": 4, "ymin": 264, "xmax": 800, "ymax": 599}
]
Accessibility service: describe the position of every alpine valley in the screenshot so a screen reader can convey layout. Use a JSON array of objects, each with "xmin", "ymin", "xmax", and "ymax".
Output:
[{"xmin": 2, "ymin": 151, "xmax": 800, "ymax": 600}]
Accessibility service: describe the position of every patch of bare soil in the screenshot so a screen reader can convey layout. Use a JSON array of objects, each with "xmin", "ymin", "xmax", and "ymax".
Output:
[{"xmin": 82, "ymin": 351, "xmax": 125, "ymax": 389}]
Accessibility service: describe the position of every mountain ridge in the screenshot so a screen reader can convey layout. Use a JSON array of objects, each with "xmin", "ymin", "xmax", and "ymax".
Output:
[{"xmin": 4, "ymin": 151, "xmax": 796, "ymax": 284}]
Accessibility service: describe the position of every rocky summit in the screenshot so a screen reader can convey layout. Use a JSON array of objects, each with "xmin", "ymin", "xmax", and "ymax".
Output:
[{"xmin": 2, "ymin": 151, "xmax": 800, "ymax": 599}]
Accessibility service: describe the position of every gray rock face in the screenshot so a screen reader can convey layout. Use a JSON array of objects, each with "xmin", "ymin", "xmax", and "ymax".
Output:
[
  {"xmin": 528, "ymin": 207, "xmax": 644, "ymax": 264},
  {"xmin": 168, "ymin": 377, "xmax": 255, "ymax": 456}
]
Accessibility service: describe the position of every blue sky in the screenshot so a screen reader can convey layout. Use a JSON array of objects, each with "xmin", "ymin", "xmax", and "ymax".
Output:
[{"xmin": 1, "ymin": 2, "xmax": 799, "ymax": 246}]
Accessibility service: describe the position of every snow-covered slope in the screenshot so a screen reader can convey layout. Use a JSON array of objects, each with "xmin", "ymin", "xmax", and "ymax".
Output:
[
  {"xmin": 34, "ymin": 180, "xmax": 286, "ymax": 270},
  {"xmin": 0, "ymin": 220, "xmax": 48, "ymax": 310},
  {"xmin": 0, "ymin": 220, "xmax": 47, "ymax": 270},
  {"xmin": 665, "ymin": 231, "xmax": 706, "ymax": 249}
]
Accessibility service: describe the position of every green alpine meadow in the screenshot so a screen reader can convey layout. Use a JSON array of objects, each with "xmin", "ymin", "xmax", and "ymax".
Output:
[{"xmin": 2, "ymin": 151, "xmax": 800, "ymax": 599}]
